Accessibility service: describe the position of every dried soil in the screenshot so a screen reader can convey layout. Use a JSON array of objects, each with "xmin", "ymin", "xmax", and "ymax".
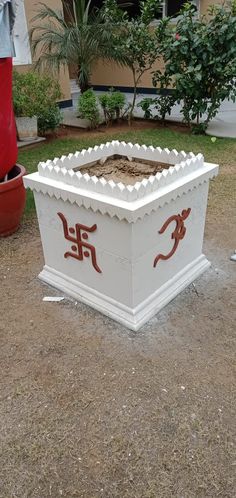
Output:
[
  {"xmin": 79, "ymin": 157, "xmax": 172, "ymax": 185},
  {"xmin": 41, "ymin": 119, "xmax": 189, "ymax": 144},
  {"xmin": 0, "ymin": 161, "xmax": 235, "ymax": 497}
]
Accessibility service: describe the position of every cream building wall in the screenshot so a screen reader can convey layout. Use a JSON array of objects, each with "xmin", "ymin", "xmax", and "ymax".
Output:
[
  {"xmin": 90, "ymin": 0, "xmax": 225, "ymax": 90},
  {"xmin": 13, "ymin": 0, "xmax": 226, "ymax": 100},
  {"xmin": 14, "ymin": 0, "xmax": 71, "ymax": 104}
]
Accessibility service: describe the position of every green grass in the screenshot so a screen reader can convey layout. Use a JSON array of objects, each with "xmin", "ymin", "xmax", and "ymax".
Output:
[{"xmin": 18, "ymin": 128, "xmax": 236, "ymax": 217}]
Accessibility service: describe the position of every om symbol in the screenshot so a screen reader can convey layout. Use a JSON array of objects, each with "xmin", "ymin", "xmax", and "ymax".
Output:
[{"xmin": 153, "ymin": 208, "xmax": 191, "ymax": 268}]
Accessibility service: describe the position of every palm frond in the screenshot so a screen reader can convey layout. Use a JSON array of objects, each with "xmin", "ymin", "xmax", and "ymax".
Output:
[
  {"xmin": 31, "ymin": 2, "xmax": 67, "ymax": 27},
  {"xmin": 30, "ymin": 0, "xmax": 129, "ymax": 91}
]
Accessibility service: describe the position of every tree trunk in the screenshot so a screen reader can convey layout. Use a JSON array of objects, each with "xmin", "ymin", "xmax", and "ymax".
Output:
[
  {"xmin": 77, "ymin": 70, "xmax": 90, "ymax": 94},
  {"xmin": 79, "ymin": 81, "xmax": 90, "ymax": 94},
  {"xmin": 129, "ymin": 69, "xmax": 140, "ymax": 125}
]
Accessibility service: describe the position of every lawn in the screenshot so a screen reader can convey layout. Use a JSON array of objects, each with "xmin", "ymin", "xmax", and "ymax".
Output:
[{"xmin": 18, "ymin": 127, "xmax": 236, "ymax": 218}]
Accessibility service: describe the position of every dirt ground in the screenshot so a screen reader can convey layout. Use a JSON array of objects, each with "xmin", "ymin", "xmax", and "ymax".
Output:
[
  {"xmin": 0, "ymin": 159, "xmax": 236, "ymax": 497},
  {"xmin": 79, "ymin": 157, "xmax": 172, "ymax": 185},
  {"xmin": 45, "ymin": 118, "xmax": 190, "ymax": 142}
]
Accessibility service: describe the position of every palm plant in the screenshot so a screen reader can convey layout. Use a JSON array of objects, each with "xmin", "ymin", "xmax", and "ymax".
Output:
[{"xmin": 30, "ymin": 0, "xmax": 113, "ymax": 93}]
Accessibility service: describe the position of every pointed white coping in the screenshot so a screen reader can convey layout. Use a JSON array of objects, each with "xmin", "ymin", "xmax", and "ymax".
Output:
[{"xmin": 36, "ymin": 141, "xmax": 205, "ymax": 203}]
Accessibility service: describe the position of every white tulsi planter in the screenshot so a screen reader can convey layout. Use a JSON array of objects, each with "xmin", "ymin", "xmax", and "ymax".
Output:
[{"xmin": 24, "ymin": 141, "xmax": 219, "ymax": 331}]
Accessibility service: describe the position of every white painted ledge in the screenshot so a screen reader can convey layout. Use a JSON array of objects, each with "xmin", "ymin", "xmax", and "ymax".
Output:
[{"xmin": 24, "ymin": 141, "xmax": 218, "ymax": 222}]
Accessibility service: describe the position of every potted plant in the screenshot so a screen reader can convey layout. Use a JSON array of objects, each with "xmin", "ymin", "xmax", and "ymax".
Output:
[
  {"xmin": 13, "ymin": 71, "xmax": 61, "ymax": 141},
  {"xmin": 0, "ymin": 2, "xmax": 27, "ymax": 237},
  {"xmin": 0, "ymin": 58, "xmax": 26, "ymax": 236},
  {"xmin": 0, "ymin": 163, "xmax": 27, "ymax": 237}
]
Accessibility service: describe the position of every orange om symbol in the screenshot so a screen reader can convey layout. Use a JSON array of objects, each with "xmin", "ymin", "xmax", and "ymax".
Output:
[{"xmin": 153, "ymin": 208, "xmax": 191, "ymax": 268}]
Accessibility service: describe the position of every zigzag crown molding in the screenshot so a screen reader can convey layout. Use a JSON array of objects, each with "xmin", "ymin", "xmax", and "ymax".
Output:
[{"xmin": 37, "ymin": 141, "xmax": 205, "ymax": 203}]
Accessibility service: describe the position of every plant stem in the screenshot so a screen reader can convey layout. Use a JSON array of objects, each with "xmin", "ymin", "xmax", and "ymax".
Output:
[{"xmin": 129, "ymin": 68, "xmax": 141, "ymax": 125}]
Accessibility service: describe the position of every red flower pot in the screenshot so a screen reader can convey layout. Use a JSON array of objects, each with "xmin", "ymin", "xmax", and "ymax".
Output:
[
  {"xmin": 0, "ymin": 58, "xmax": 18, "ymax": 179},
  {"xmin": 0, "ymin": 164, "xmax": 26, "ymax": 237}
]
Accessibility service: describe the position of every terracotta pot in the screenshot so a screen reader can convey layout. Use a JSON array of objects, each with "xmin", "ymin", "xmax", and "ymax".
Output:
[
  {"xmin": 0, "ymin": 58, "xmax": 18, "ymax": 178},
  {"xmin": 0, "ymin": 164, "xmax": 26, "ymax": 237}
]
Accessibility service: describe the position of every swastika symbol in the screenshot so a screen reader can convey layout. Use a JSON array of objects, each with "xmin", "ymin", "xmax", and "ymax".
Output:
[{"xmin": 58, "ymin": 212, "xmax": 102, "ymax": 273}]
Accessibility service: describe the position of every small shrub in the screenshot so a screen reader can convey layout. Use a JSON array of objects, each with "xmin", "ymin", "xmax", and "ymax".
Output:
[
  {"xmin": 38, "ymin": 105, "xmax": 63, "ymax": 134},
  {"xmin": 109, "ymin": 89, "xmax": 126, "ymax": 119},
  {"xmin": 98, "ymin": 93, "xmax": 110, "ymax": 123},
  {"xmin": 13, "ymin": 71, "xmax": 61, "ymax": 118},
  {"xmin": 154, "ymin": 2, "xmax": 236, "ymax": 133},
  {"xmin": 78, "ymin": 89, "xmax": 100, "ymax": 129},
  {"xmin": 138, "ymin": 94, "xmax": 175, "ymax": 122},
  {"xmin": 137, "ymin": 98, "xmax": 153, "ymax": 119},
  {"xmin": 99, "ymin": 89, "xmax": 126, "ymax": 124}
]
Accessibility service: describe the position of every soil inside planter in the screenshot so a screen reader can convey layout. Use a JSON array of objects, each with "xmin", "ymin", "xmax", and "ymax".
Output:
[
  {"xmin": 0, "ymin": 164, "xmax": 21, "ymax": 183},
  {"xmin": 78, "ymin": 156, "xmax": 173, "ymax": 185}
]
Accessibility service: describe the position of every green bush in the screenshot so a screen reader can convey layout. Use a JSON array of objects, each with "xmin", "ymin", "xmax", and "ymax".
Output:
[
  {"xmin": 77, "ymin": 89, "xmax": 100, "ymax": 129},
  {"xmin": 99, "ymin": 89, "xmax": 126, "ymax": 124},
  {"xmin": 13, "ymin": 71, "xmax": 61, "ymax": 118},
  {"xmin": 154, "ymin": 2, "xmax": 236, "ymax": 133},
  {"xmin": 138, "ymin": 94, "xmax": 175, "ymax": 123},
  {"xmin": 137, "ymin": 97, "xmax": 153, "ymax": 120},
  {"xmin": 38, "ymin": 105, "xmax": 63, "ymax": 134}
]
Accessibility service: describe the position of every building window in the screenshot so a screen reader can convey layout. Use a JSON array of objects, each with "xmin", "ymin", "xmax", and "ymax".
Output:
[
  {"xmin": 164, "ymin": 0, "xmax": 199, "ymax": 18},
  {"xmin": 66, "ymin": 1, "xmax": 199, "ymax": 22},
  {"xmin": 165, "ymin": 0, "xmax": 186, "ymax": 17},
  {"xmin": 89, "ymin": 0, "xmax": 141, "ymax": 19},
  {"xmin": 13, "ymin": 0, "xmax": 31, "ymax": 66}
]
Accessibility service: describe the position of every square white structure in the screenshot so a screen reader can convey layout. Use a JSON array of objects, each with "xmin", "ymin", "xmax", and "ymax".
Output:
[{"xmin": 24, "ymin": 141, "xmax": 218, "ymax": 330}]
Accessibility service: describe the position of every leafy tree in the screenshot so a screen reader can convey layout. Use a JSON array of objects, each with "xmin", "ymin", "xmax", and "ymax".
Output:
[
  {"xmin": 30, "ymin": 0, "xmax": 113, "ymax": 93},
  {"xmin": 153, "ymin": 1, "xmax": 236, "ymax": 133},
  {"xmin": 103, "ymin": 0, "xmax": 162, "ymax": 122}
]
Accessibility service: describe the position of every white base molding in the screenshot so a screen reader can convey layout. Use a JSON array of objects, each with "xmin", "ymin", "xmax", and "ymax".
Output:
[{"xmin": 39, "ymin": 255, "xmax": 210, "ymax": 331}]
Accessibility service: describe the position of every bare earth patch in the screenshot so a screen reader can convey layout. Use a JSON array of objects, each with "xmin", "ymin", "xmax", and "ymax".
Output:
[
  {"xmin": 79, "ymin": 157, "xmax": 172, "ymax": 185},
  {"xmin": 0, "ymin": 160, "xmax": 235, "ymax": 498},
  {"xmin": 43, "ymin": 119, "xmax": 190, "ymax": 143}
]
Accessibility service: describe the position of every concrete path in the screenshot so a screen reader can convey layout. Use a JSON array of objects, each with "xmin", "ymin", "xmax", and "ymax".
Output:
[
  {"xmin": 17, "ymin": 137, "xmax": 45, "ymax": 149},
  {"xmin": 63, "ymin": 91, "xmax": 236, "ymax": 138},
  {"xmin": 62, "ymin": 109, "xmax": 91, "ymax": 129},
  {"xmin": 128, "ymin": 92, "xmax": 236, "ymax": 138}
]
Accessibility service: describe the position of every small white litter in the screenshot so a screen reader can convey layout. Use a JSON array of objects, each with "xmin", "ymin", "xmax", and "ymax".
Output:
[
  {"xmin": 230, "ymin": 250, "xmax": 236, "ymax": 262},
  {"xmin": 43, "ymin": 296, "xmax": 65, "ymax": 302}
]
